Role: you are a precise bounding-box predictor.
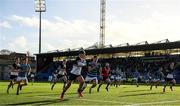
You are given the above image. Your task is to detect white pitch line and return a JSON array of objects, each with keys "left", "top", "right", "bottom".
[
  {"left": 35, "top": 96, "right": 180, "bottom": 106},
  {"left": 76, "top": 98, "right": 131, "bottom": 105},
  {"left": 126, "top": 100, "right": 180, "bottom": 106},
  {"left": 36, "top": 96, "right": 132, "bottom": 105}
]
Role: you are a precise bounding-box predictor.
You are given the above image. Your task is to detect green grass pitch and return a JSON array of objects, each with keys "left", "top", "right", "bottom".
[{"left": 0, "top": 82, "right": 180, "bottom": 105}]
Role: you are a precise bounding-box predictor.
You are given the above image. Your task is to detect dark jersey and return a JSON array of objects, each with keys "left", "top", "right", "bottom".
[
  {"left": 12, "top": 63, "right": 21, "bottom": 70},
  {"left": 11, "top": 63, "right": 21, "bottom": 76},
  {"left": 164, "top": 68, "right": 175, "bottom": 79}
]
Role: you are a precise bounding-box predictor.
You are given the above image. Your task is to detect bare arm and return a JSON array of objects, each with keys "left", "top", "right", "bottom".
[{"left": 75, "top": 61, "right": 86, "bottom": 67}]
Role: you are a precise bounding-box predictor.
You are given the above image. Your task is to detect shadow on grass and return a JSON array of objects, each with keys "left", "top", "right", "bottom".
[
  {"left": 8, "top": 99, "right": 69, "bottom": 105},
  {"left": 118, "top": 92, "right": 163, "bottom": 97},
  {"left": 26, "top": 93, "right": 58, "bottom": 97},
  {"left": 123, "top": 89, "right": 150, "bottom": 93},
  {"left": 31, "top": 92, "right": 87, "bottom": 97},
  {"left": 5, "top": 91, "right": 50, "bottom": 95}
]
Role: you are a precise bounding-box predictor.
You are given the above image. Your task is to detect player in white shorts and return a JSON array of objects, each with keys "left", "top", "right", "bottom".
[
  {"left": 82, "top": 56, "right": 101, "bottom": 93},
  {"left": 16, "top": 53, "right": 31, "bottom": 95},
  {"left": 51, "top": 60, "right": 67, "bottom": 90},
  {"left": 163, "top": 62, "right": 176, "bottom": 93},
  {"left": 7, "top": 57, "right": 20, "bottom": 93}
]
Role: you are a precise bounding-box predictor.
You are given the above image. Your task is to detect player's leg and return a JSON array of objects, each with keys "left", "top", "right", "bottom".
[
  {"left": 60, "top": 73, "right": 76, "bottom": 100},
  {"left": 16, "top": 80, "right": 21, "bottom": 95},
  {"left": 150, "top": 80, "right": 154, "bottom": 90},
  {"left": 81, "top": 82, "right": 88, "bottom": 92},
  {"left": 7, "top": 79, "right": 13, "bottom": 93},
  {"left": 51, "top": 82, "right": 56, "bottom": 90},
  {"left": 116, "top": 77, "right": 121, "bottom": 87},
  {"left": 52, "top": 75, "right": 59, "bottom": 90},
  {"left": 131, "top": 78, "right": 135, "bottom": 85},
  {"left": 105, "top": 78, "right": 111, "bottom": 92},
  {"left": 155, "top": 80, "right": 160, "bottom": 88},
  {"left": 163, "top": 80, "right": 168, "bottom": 93},
  {"left": 97, "top": 80, "right": 103, "bottom": 92},
  {"left": 60, "top": 80, "right": 72, "bottom": 100},
  {"left": 89, "top": 78, "right": 97, "bottom": 94},
  {"left": 11, "top": 78, "right": 16, "bottom": 89},
  {"left": 136, "top": 78, "right": 139, "bottom": 87},
  {"left": 76, "top": 75, "right": 85, "bottom": 97},
  {"left": 116, "top": 79, "right": 121, "bottom": 87},
  {"left": 50, "top": 77, "right": 54, "bottom": 85},
  {"left": 81, "top": 76, "right": 90, "bottom": 92},
  {"left": 51, "top": 77, "right": 57, "bottom": 90},
  {"left": 7, "top": 75, "right": 17, "bottom": 92},
  {"left": 62, "top": 76, "right": 67, "bottom": 90},
  {"left": 19, "top": 78, "right": 28, "bottom": 90},
  {"left": 114, "top": 79, "right": 118, "bottom": 87},
  {"left": 170, "top": 79, "right": 176, "bottom": 91},
  {"left": 31, "top": 77, "right": 35, "bottom": 85}
]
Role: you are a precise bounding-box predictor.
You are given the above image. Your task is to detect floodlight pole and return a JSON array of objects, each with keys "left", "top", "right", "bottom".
[
  {"left": 39, "top": 11, "right": 41, "bottom": 53},
  {"left": 35, "top": 0, "right": 46, "bottom": 54}
]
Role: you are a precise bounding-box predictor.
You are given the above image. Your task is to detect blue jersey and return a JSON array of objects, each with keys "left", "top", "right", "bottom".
[
  {"left": 154, "top": 70, "right": 164, "bottom": 80},
  {"left": 133, "top": 71, "right": 140, "bottom": 78},
  {"left": 18, "top": 64, "right": 30, "bottom": 77}
]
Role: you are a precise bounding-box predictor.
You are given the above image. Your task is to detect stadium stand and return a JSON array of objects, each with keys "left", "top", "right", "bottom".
[
  {"left": 35, "top": 40, "right": 180, "bottom": 83},
  {"left": 0, "top": 50, "right": 36, "bottom": 80}
]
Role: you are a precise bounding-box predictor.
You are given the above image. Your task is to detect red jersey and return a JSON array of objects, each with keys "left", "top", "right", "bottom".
[{"left": 101, "top": 67, "right": 110, "bottom": 77}]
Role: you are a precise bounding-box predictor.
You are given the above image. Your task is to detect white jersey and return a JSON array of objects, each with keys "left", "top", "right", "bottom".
[
  {"left": 70, "top": 57, "right": 86, "bottom": 75},
  {"left": 57, "top": 62, "right": 66, "bottom": 75}
]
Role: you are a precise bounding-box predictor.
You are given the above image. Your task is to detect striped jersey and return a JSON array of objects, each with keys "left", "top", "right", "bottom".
[{"left": 87, "top": 62, "right": 101, "bottom": 77}]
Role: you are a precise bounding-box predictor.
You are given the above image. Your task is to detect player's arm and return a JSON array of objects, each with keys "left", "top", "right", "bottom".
[
  {"left": 64, "top": 71, "right": 67, "bottom": 75},
  {"left": 88, "top": 66, "right": 95, "bottom": 72},
  {"left": 53, "top": 72, "right": 56, "bottom": 77},
  {"left": 88, "top": 66, "right": 92, "bottom": 72},
  {"left": 73, "top": 61, "right": 86, "bottom": 67},
  {"left": 26, "top": 51, "right": 30, "bottom": 64},
  {"left": 77, "top": 60, "right": 86, "bottom": 67},
  {"left": 88, "top": 64, "right": 98, "bottom": 72},
  {"left": 62, "top": 68, "right": 67, "bottom": 75},
  {"left": 160, "top": 71, "right": 165, "bottom": 78},
  {"left": 26, "top": 51, "right": 31, "bottom": 75},
  {"left": 99, "top": 67, "right": 103, "bottom": 78},
  {"left": 73, "top": 57, "right": 86, "bottom": 67},
  {"left": 28, "top": 64, "right": 32, "bottom": 75},
  {"left": 12, "top": 64, "right": 16, "bottom": 72},
  {"left": 108, "top": 69, "right": 112, "bottom": 76}
]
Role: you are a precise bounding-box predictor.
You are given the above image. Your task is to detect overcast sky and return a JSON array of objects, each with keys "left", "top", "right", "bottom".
[{"left": 1, "top": 0, "right": 180, "bottom": 54}]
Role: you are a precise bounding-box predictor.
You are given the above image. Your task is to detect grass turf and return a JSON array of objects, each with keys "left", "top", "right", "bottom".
[{"left": 0, "top": 82, "right": 180, "bottom": 105}]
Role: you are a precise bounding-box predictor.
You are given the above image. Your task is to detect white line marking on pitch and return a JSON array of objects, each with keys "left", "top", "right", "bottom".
[
  {"left": 35, "top": 96, "right": 180, "bottom": 105},
  {"left": 76, "top": 98, "right": 131, "bottom": 105},
  {"left": 125, "top": 100, "right": 180, "bottom": 106},
  {"left": 35, "top": 96, "right": 131, "bottom": 104}
]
